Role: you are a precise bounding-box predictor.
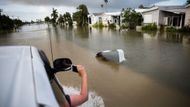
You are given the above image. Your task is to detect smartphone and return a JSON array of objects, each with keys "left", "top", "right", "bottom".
[{"left": 72, "top": 65, "right": 78, "bottom": 73}]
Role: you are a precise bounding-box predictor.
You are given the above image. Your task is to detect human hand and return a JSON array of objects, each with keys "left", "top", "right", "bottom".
[{"left": 76, "top": 65, "right": 87, "bottom": 77}]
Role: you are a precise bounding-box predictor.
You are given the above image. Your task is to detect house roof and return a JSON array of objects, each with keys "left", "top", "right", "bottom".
[
  {"left": 159, "top": 6, "right": 185, "bottom": 14},
  {"left": 135, "top": 9, "right": 149, "bottom": 13},
  {"left": 161, "top": 9, "right": 186, "bottom": 14},
  {"left": 137, "top": 6, "right": 186, "bottom": 14},
  {"left": 158, "top": 6, "right": 186, "bottom": 10},
  {"left": 89, "top": 12, "right": 121, "bottom": 17},
  {"left": 92, "top": 13, "right": 104, "bottom": 16},
  {"left": 104, "top": 12, "right": 121, "bottom": 16},
  {"left": 140, "top": 7, "right": 159, "bottom": 13}
]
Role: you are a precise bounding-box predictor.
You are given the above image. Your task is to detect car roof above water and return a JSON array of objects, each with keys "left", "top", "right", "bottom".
[{"left": 0, "top": 46, "right": 59, "bottom": 107}]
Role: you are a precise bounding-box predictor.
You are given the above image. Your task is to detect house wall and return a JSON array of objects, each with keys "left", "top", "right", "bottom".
[
  {"left": 141, "top": 6, "right": 185, "bottom": 27},
  {"left": 101, "top": 15, "right": 112, "bottom": 25},
  {"left": 88, "top": 14, "right": 120, "bottom": 26},
  {"left": 159, "top": 10, "right": 165, "bottom": 25},
  {"left": 185, "top": 6, "right": 190, "bottom": 26},
  {"left": 89, "top": 15, "right": 99, "bottom": 25},
  {"left": 159, "top": 11, "right": 177, "bottom": 25},
  {"left": 160, "top": 11, "right": 185, "bottom": 27},
  {"left": 142, "top": 9, "right": 159, "bottom": 25}
]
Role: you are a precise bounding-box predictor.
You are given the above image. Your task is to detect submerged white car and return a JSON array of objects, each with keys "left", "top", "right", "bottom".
[{"left": 0, "top": 46, "right": 72, "bottom": 107}]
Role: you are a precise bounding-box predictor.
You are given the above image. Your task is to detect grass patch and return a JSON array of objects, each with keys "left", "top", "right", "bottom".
[
  {"left": 142, "top": 23, "right": 157, "bottom": 31},
  {"left": 178, "top": 26, "right": 190, "bottom": 32},
  {"left": 166, "top": 26, "right": 190, "bottom": 33},
  {"left": 166, "top": 26, "right": 177, "bottom": 32},
  {"left": 108, "top": 23, "right": 116, "bottom": 29},
  {"left": 92, "top": 22, "right": 105, "bottom": 28},
  {"left": 120, "top": 24, "right": 128, "bottom": 29}
]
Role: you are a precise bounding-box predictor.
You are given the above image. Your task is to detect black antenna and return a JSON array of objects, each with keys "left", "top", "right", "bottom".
[{"left": 48, "top": 27, "right": 54, "bottom": 64}]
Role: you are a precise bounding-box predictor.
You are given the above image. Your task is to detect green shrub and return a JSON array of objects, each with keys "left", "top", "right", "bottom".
[
  {"left": 92, "top": 22, "right": 104, "bottom": 28},
  {"left": 120, "top": 24, "right": 128, "bottom": 29},
  {"left": 165, "top": 26, "right": 190, "bottom": 32},
  {"left": 142, "top": 23, "right": 157, "bottom": 31},
  {"left": 166, "top": 26, "right": 177, "bottom": 32},
  {"left": 178, "top": 26, "right": 190, "bottom": 32},
  {"left": 108, "top": 23, "right": 116, "bottom": 29},
  {"left": 99, "top": 22, "right": 104, "bottom": 28},
  {"left": 92, "top": 22, "right": 98, "bottom": 27}
]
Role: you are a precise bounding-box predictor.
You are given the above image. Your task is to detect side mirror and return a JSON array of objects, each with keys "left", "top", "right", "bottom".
[{"left": 53, "top": 58, "right": 78, "bottom": 73}]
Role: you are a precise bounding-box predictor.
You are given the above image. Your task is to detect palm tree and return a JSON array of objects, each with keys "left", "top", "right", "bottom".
[
  {"left": 63, "top": 12, "right": 73, "bottom": 26},
  {"left": 187, "top": 0, "right": 190, "bottom": 4},
  {"left": 51, "top": 8, "right": 58, "bottom": 25},
  {"left": 104, "top": 0, "right": 108, "bottom": 12},
  {"left": 101, "top": 4, "right": 104, "bottom": 8},
  {"left": 121, "top": 8, "right": 125, "bottom": 16},
  {"left": 44, "top": 16, "right": 50, "bottom": 24},
  {"left": 138, "top": 4, "right": 144, "bottom": 9},
  {"left": 0, "top": 9, "right": 3, "bottom": 16},
  {"left": 100, "top": 4, "right": 104, "bottom": 12},
  {"left": 76, "top": 4, "right": 89, "bottom": 26},
  {"left": 104, "top": 0, "right": 108, "bottom": 4},
  {"left": 58, "top": 15, "right": 65, "bottom": 26}
]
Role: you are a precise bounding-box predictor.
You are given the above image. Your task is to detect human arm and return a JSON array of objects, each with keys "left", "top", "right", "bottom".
[{"left": 69, "top": 65, "right": 88, "bottom": 107}]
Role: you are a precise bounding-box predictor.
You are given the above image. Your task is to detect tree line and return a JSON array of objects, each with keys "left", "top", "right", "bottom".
[
  {"left": 44, "top": 4, "right": 89, "bottom": 27},
  {"left": 187, "top": 0, "right": 190, "bottom": 4},
  {"left": 44, "top": 4, "right": 144, "bottom": 30},
  {"left": 0, "top": 9, "right": 23, "bottom": 31}
]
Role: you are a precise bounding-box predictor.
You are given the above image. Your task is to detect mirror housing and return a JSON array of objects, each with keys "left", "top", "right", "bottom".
[
  {"left": 53, "top": 58, "right": 78, "bottom": 73},
  {"left": 53, "top": 58, "right": 72, "bottom": 72}
]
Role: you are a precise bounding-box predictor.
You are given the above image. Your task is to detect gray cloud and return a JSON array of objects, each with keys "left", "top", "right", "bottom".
[
  {"left": 1, "top": 0, "right": 165, "bottom": 9},
  {"left": 0, "top": 0, "right": 181, "bottom": 21}
]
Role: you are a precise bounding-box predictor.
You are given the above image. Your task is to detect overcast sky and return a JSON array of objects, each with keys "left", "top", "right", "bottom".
[{"left": 0, "top": 0, "right": 187, "bottom": 21}]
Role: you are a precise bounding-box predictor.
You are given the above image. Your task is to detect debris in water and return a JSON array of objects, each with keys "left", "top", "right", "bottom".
[{"left": 96, "top": 49, "right": 126, "bottom": 63}]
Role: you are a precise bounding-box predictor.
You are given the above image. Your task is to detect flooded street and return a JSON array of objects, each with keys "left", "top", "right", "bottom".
[{"left": 0, "top": 24, "right": 190, "bottom": 107}]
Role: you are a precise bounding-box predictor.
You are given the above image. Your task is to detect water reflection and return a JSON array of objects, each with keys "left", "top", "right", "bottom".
[
  {"left": 163, "top": 32, "right": 183, "bottom": 43},
  {"left": 141, "top": 31, "right": 190, "bottom": 45},
  {"left": 74, "top": 27, "right": 89, "bottom": 39},
  {"left": 183, "top": 36, "right": 190, "bottom": 45}
]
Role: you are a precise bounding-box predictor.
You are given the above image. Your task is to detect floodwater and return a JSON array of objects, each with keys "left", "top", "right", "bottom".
[{"left": 0, "top": 24, "right": 190, "bottom": 107}]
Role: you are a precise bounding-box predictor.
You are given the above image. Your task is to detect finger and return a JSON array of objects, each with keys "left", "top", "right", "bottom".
[{"left": 77, "top": 65, "right": 84, "bottom": 71}]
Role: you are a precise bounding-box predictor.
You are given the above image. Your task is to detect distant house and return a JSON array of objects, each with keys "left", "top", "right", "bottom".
[
  {"left": 136, "top": 6, "right": 186, "bottom": 28},
  {"left": 185, "top": 4, "right": 190, "bottom": 26},
  {"left": 88, "top": 12, "right": 121, "bottom": 26}
]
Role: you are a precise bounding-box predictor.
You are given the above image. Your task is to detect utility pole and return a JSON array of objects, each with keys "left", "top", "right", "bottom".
[
  {"left": 104, "top": 0, "right": 108, "bottom": 12},
  {"left": 0, "top": 9, "right": 3, "bottom": 16}
]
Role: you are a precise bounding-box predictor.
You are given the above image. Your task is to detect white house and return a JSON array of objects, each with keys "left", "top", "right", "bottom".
[
  {"left": 135, "top": 6, "right": 186, "bottom": 28},
  {"left": 88, "top": 12, "right": 121, "bottom": 26}
]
